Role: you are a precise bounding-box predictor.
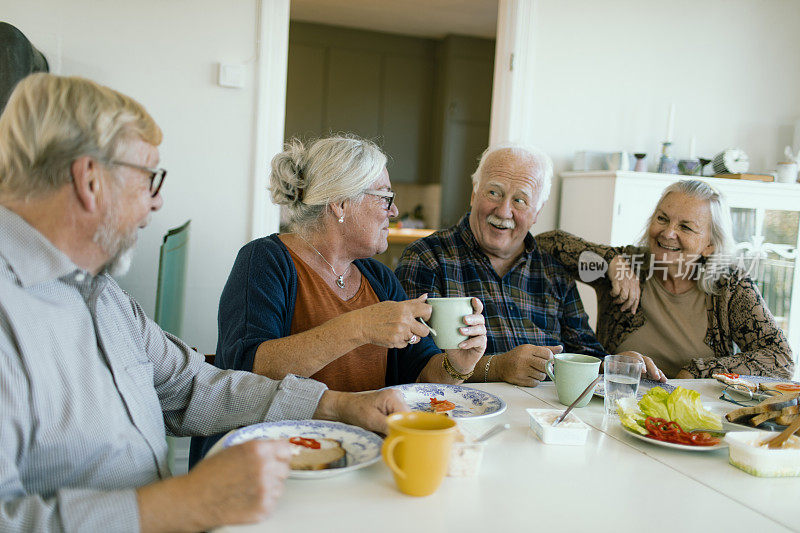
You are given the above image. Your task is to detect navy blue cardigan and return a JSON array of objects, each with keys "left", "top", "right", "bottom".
[{"left": 190, "top": 234, "right": 438, "bottom": 466}]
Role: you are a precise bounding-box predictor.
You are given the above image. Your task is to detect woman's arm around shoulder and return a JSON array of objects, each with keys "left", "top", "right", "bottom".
[{"left": 535, "top": 230, "right": 645, "bottom": 313}]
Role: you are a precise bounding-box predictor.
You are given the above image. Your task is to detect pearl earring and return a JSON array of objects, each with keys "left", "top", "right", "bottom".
[{"left": 338, "top": 215, "right": 345, "bottom": 223}]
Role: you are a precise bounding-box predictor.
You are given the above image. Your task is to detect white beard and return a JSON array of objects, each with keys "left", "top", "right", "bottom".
[{"left": 93, "top": 208, "right": 139, "bottom": 277}]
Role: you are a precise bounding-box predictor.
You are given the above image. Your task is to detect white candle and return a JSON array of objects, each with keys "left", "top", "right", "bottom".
[
  {"left": 689, "top": 135, "right": 696, "bottom": 160},
  {"left": 666, "top": 103, "right": 675, "bottom": 142}
]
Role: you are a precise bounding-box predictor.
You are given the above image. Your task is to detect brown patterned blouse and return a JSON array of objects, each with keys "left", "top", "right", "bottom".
[{"left": 535, "top": 230, "right": 794, "bottom": 379}]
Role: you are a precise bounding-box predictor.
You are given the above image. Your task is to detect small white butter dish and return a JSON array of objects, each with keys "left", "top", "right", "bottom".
[
  {"left": 448, "top": 439, "right": 487, "bottom": 477},
  {"left": 725, "top": 431, "right": 800, "bottom": 477},
  {"left": 527, "top": 408, "right": 590, "bottom": 445}
]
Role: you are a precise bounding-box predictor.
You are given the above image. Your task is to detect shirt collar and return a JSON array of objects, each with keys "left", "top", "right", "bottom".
[
  {"left": 458, "top": 212, "right": 538, "bottom": 257},
  {"left": 0, "top": 205, "right": 87, "bottom": 287}
]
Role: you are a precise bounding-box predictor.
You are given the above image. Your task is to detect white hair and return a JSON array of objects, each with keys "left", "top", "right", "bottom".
[
  {"left": 269, "top": 135, "right": 387, "bottom": 232},
  {"left": 470, "top": 143, "right": 553, "bottom": 211},
  {"left": 640, "top": 179, "right": 735, "bottom": 294},
  {"left": 0, "top": 73, "right": 162, "bottom": 201}
]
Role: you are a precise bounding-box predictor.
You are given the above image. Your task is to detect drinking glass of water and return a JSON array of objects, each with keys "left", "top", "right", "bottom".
[{"left": 603, "top": 355, "right": 643, "bottom": 416}]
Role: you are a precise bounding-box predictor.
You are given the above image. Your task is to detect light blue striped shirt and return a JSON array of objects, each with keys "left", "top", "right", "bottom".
[{"left": 0, "top": 206, "right": 327, "bottom": 532}]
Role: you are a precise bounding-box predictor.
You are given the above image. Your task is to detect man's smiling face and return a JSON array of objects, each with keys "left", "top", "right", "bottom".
[{"left": 468, "top": 149, "right": 543, "bottom": 263}]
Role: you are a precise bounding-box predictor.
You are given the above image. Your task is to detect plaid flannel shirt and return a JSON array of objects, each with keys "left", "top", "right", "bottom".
[{"left": 395, "top": 214, "right": 606, "bottom": 358}]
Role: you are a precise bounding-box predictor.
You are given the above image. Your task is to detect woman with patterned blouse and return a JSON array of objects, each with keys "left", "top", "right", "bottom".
[{"left": 537, "top": 179, "right": 794, "bottom": 379}]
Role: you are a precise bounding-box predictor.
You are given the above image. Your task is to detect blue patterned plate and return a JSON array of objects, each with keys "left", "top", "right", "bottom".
[
  {"left": 594, "top": 379, "right": 676, "bottom": 400},
  {"left": 221, "top": 420, "right": 382, "bottom": 479},
  {"left": 386, "top": 383, "right": 507, "bottom": 419}
]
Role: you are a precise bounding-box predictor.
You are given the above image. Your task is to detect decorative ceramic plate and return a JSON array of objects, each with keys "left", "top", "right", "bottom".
[
  {"left": 221, "top": 420, "right": 382, "bottom": 479},
  {"left": 594, "top": 379, "right": 676, "bottom": 399},
  {"left": 620, "top": 424, "right": 727, "bottom": 451},
  {"left": 386, "top": 383, "right": 507, "bottom": 419}
]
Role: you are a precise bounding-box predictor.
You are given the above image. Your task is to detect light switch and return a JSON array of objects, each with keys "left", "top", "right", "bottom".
[{"left": 218, "top": 63, "right": 245, "bottom": 89}]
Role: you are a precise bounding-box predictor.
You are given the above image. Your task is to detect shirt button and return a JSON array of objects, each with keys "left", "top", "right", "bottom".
[{"left": 75, "top": 273, "right": 86, "bottom": 283}]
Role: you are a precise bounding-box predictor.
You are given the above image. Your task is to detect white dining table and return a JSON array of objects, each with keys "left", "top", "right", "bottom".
[{"left": 214, "top": 379, "right": 799, "bottom": 533}]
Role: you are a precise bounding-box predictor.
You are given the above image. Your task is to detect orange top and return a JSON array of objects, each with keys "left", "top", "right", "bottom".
[{"left": 288, "top": 249, "right": 388, "bottom": 392}]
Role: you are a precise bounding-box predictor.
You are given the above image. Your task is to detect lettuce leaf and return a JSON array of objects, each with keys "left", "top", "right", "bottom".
[
  {"left": 638, "top": 387, "right": 670, "bottom": 420},
  {"left": 666, "top": 387, "right": 722, "bottom": 431},
  {"left": 616, "top": 386, "right": 722, "bottom": 434},
  {"left": 616, "top": 396, "right": 648, "bottom": 435}
]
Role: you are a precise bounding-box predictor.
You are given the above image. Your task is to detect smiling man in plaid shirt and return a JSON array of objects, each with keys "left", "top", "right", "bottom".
[{"left": 396, "top": 145, "right": 661, "bottom": 387}]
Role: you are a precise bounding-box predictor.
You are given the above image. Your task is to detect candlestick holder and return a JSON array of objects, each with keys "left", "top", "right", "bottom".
[
  {"left": 657, "top": 142, "right": 678, "bottom": 174},
  {"left": 698, "top": 158, "right": 711, "bottom": 176}
]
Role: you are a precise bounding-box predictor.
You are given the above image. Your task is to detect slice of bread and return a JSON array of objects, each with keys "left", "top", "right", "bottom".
[
  {"left": 750, "top": 411, "right": 780, "bottom": 427},
  {"left": 725, "top": 394, "right": 800, "bottom": 422},
  {"left": 775, "top": 406, "right": 799, "bottom": 426},
  {"left": 713, "top": 373, "right": 758, "bottom": 392},
  {"left": 758, "top": 382, "right": 800, "bottom": 394},
  {"left": 287, "top": 438, "right": 346, "bottom": 471}
]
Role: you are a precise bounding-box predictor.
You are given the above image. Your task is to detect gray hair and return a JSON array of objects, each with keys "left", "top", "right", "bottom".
[
  {"left": 0, "top": 73, "right": 162, "bottom": 201},
  {"left": 269, "top": 136, "right": 387, "bottom": 232},
  {"left": 470, "top": 143, "right": 553, "bottom": 211},
  {"left": 641, "top": 179, "right": 735, "bottom": 294}
]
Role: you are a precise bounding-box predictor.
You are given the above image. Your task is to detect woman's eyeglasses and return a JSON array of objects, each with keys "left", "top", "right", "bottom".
[{"left": 364, "top": 189, "right": 395, "bottom": 210}]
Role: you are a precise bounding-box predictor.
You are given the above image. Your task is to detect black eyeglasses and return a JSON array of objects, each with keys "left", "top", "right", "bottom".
[
  {"left": 108, "top": 160, "right": 167, "bottom": 197},
  {"left": 364, "top": 189, "right": 395, "bottom": 210}
]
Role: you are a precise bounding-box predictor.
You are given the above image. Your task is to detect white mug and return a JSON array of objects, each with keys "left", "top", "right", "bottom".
[
  {"left": 776, "top": 162, "right": 798, "bottom": 183},
  {"left": 606, "top": 151, "right": 630, "bottom": 171}
]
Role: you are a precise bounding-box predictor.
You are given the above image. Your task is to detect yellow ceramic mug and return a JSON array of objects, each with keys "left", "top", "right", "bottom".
[{"left": 381, "top": 411, "right": 457, "bottom": 497}]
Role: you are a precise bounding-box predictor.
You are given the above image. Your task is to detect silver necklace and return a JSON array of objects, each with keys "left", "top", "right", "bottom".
[{"left": 296, "top": 234, "right": 351, "bottom": 288}]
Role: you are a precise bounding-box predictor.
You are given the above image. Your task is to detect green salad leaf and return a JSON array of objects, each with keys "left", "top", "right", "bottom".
[
  {"left": 616, "top": 396, "right": 648, "bottom": 435},
  {"left": 615, "top": 386, "right": 722, "bottom": 433},
  {"left": 666, "top": 387, "right": 722, "bottom": 431},
  {"left": 638, "top": 387, "right": 670, "bottom": 420}
]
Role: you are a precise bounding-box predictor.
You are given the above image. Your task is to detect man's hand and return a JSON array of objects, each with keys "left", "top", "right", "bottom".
[
  {"left": 444, "top": 297, "right": 487, "bottom": 376},
  {"left": 615, "top": 351, "right": 667, "bottom": 382},
  {"left": 138, "top": 439, "right": 292, "bottom": 532},
  {"left": 496, "top": 344, "right": 564, "bottom": 387},
  {"left": 313, "top": 388, "right": 408, "bottom": 434},
  {"left": 608, "top": 256, "right": 640, "bottom": 314}
]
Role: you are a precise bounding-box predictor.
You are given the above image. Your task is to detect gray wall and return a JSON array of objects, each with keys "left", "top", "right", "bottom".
[{"left": 285, "top": 22, "right": 494, "bottom": 226}]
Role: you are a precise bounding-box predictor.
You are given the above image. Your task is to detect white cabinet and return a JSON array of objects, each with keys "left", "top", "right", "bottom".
[{"left": 559, "top": 171, "right": 800, "bottom": 375}]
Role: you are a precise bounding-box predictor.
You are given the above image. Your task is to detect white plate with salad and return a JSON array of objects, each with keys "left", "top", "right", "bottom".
[{"left": 617, "top": 386, "right": 727, "bottom": 451}]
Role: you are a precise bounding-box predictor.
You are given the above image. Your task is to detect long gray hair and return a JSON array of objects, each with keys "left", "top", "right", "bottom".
[{"left": 641, "top": 179, "right": 735, "bottom": 294}]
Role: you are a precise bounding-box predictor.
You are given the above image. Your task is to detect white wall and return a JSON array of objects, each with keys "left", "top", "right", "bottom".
[
  {"left": 521, "top": 0, "right": 800, "bottom": 232},
  {"left": 2, "top": 0, "right": 280, "bottom": 352}
]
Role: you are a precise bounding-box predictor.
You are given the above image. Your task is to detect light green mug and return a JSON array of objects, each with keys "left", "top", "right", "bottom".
[
  {"left": 427, "top": 297, "right": 473, "bottom": 350},
  {"left": 545, "top": 353, "right": 601, "bottom": 407}
]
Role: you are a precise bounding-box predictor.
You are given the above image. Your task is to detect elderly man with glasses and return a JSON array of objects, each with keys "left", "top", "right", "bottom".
[{"left": 0, "top": 74, "right": 411, "bottom": 533}]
